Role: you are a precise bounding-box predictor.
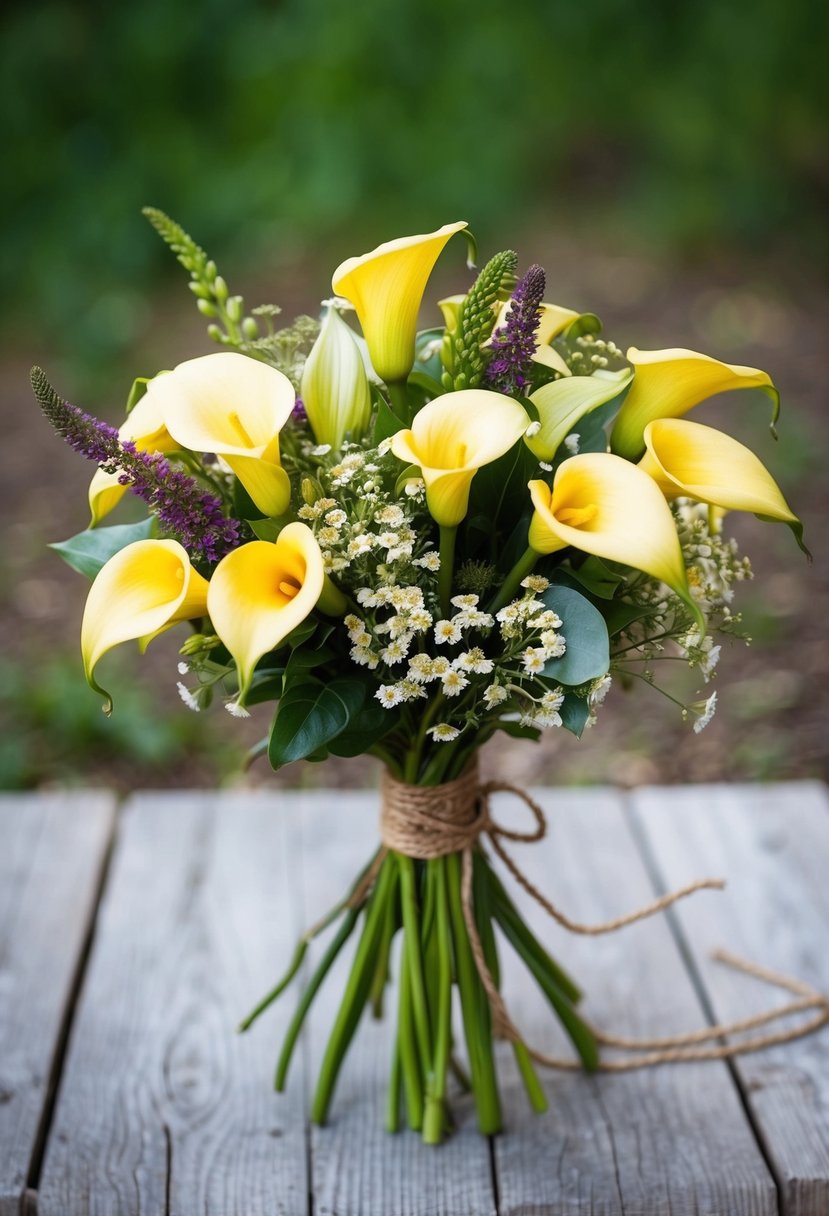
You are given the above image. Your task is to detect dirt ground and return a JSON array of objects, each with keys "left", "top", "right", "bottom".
[{"left": 3, "top": 229, "right": 827, "bottom": 791}]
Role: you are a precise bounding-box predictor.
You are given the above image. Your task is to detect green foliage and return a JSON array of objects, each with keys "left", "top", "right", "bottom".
[
  {"left": 540, "top": 585, "right": 610, "bottom": 686},
  {"left": 267, "top": 677, "right": 369, "bottom": 770},
  {"left": 50, "top": 518, "right": 156, "bottom": 579}
]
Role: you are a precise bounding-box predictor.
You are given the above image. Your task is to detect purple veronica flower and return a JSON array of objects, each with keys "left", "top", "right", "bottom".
[
  {"left": 31, "top": 368, "right": 240, "bottom": 564},
  {"left": 485, "top": 264, "right": 546, "bottom": 395}
]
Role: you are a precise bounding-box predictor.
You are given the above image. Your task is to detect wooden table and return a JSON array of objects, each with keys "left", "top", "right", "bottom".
[{"left": 2, "top": 782, "right": 828, "bottom": 1215}]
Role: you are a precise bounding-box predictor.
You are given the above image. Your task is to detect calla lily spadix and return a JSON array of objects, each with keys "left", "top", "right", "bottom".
[
  {"left": 526, "top": 368, "right": 633, "bottom": 462},
  {"left": 151, "top": 352, "right": 296, "bottom": 517},
  {"left": 610, "top": 347, "right": 780, "bottom": 461},
  {"left": 207, "top": 522, "right": 346, "bottom": 704},
  {"left": 638, "top": 418, "right": 807, "bottom": 553},
  {"left": 332, "top": 222, "right": 467, "bottom": 384},
  {"left": 88, "top": 382, "right": 177, "bottom": 524},
  {"left": 527, "top": 454, "right": 704, "bottom": 630},
  {"left": 390, "top": 389, "right": 530, "bottom": 527},
  {"left": 81, "top": 539, "right": 209, "bottom": 712},
  {"left": 301, "top": 304, "right": 372, "bottom": 450}
]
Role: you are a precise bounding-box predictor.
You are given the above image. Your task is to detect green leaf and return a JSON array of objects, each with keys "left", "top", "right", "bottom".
[
  {"left": 328, "top": 694, "right": 395, "bottom": 757},
  {"left": 413, "top": 327, "right": 445, "bottom": 383},
  {"left": 50, "top": 518, "right": 156, "bottom": 579},
  {"left": 373, "top": 388, "right": 405, "bottom": 443},
  {"left": 268, "top": 678, "right": 366, "bottom": 770},
  {"left": 284, "top": 644, "right": 335, "bottom": 680},
  {"left": 601, "top": 599, "right": 651, "bottom": 637},
  {"left": 553, "top": 557, "right": 624, "bottom": 600},
  {"left": 125, "top": 376, "right": 152, "bottom": 415},
  {"left": 541, "top": 585, "right": 610, "bottom": 686},
  {"left": 249, "top": 516, "right": 292, "bottom": 542},
  {"left": 559, "top": 693, "right": 590, "bottom": 738}
]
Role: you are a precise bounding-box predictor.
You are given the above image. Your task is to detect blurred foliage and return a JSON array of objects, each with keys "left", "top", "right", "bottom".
[
  {"left": 2, "top": 0, "right": 827, "bottom": 371},
  {"left": 0, "top": 652, "right": 236, "bottom": 790}
]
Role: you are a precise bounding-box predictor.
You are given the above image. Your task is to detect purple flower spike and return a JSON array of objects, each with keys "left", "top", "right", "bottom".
[
  {"left": 485, "top": 264, "right": 546, "bottom": 395},
  {"left": 31, "top": 368, "right": 240, "bottom": 564}
]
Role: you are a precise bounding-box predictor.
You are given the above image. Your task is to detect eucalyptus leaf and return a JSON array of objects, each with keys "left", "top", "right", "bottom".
[
  {"left": 268, "top": 678, "right": 366, "bottom": 770},
  {"left": 541, "top": 585, "right": 610, "bottom": 686},
  {"left": 50, "top": 517, "right": 156, "bottom": 579},
  {"left": 559, "top": 693, "right": 590, "bottom": 738}
]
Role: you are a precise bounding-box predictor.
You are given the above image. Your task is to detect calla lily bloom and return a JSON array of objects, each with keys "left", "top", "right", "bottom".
[
  {"left": 81, "top": 539, "right": 209, "bottom": 710},
  {"left": 332, "top": 222, "right": 467, "bottom": 383},
  {"left": 526, "top": 369, "right": 633, "bottom": 462},
  {"left": 528, "top": 454, "right": 703, "bottom": 628},
  {"left": 390, "top": 390, "right": 529, "bottom": 527},
  {"left": 610, "top": 347, "right": 780, "bottom": 461},
  {"left": 638, "top": 418, "right": 806, "bottom": 551},
  {"left": 88, "top": 383, "right": 177, "bottom": 524},
  {"left": 301, "top": 305, "right": 372, "bottom": 449},
  {"left": 152, "top": 352, "right": 296, "bottom": 517},
  {"left": 207, "top": 522, "right": 345, "bottom": 702}
]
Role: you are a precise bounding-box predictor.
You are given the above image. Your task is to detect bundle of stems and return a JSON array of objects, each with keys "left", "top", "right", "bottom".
[{"left": 240, "top": 840, "right": 597, "bottom": 1144}]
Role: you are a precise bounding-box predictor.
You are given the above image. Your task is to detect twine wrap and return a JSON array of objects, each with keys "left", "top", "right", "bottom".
[{"left": 378, "top": 761, "right": 829, "bottom": 1071}]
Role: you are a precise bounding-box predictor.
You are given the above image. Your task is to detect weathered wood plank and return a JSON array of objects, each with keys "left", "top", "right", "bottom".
[
  {"left": 297, "top": 790, "right": 497, "bottom": 1216},
  {"left": 0, "top": 791, "right": 115, "bottom": 1216},
  {"left": 490, "top": 786, "right": 777, "bottom": 1215},
  {"left": 631, "top": 782, "right": 829, "bottom": 1216},
  {"left": 37, "top": 791, "right": 309, "bottom": 1216}
]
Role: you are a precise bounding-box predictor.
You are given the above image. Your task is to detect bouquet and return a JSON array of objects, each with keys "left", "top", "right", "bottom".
[{"left": 33, "top": 212, "right": 806, "bottom": 1143}]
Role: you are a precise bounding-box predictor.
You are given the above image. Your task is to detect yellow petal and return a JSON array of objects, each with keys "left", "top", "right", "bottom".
[
  {"left": 639, "top": 418, "right": 806, "bottom": 551},
  {"left": 333, "top": 222, "right": 467, "bottom": 383},
  {"left": 528, "top": 454, "right": 703, "bottom": 629},
  {"left": 390, "top": 389, "right": 529, "bottom": 526},
  {"left": 153, "top": 352, "right": 296, "bottom": 516},
  {"left": 88, "top": 383, "right": 178, "bottom": 524},
  {"left": 81, "top": 539, "right": 209, "bottom": 708},
  {"left": 527, "top": 369, "right": 633, "bottom": 461},
  {"left": 610, "top": 347, "right": 779, "bottom": 460},
  {"left": 300, "top": 305, "right": 372, "bottom": 449},
  {"left": 207, "top": 522, "right": 324, "bottom": 700}
]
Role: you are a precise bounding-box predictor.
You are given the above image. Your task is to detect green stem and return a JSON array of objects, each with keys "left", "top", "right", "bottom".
[
  {"left": 310, "top": 858, "right": 396, "bottom": 1122},
  {"left": 489, "top": 545, "right": 539, "bottom": 614},
  {"left": 274, "top": 907, "right": 361, "bottom": 1090},
  {"left": 446, "top": 853, "right": 502, "bottom": 1134},
  {"left": 398, "top": 855, "right": 433, "bottom": 1085},
  {"left": 386, "top": 379, "right": 411, "bottom": 423},
  {"left": 240, "top": 849, "right": 381, "bottom": 1032},
  {"left": 397, "top": 932, "right": 424, "bottom": 1129},
  {"left": 386, "top": 1035, "right": 403, "bottom": 1133},
  {"left": 512, "top": 1040, "right": 548, "bottom": 1113},
  {"left": 422, "top": 858, "right": 452, "bottom": 1144},
  {"left": 438, "top": 525, "right": 457, "bottom": 618}
]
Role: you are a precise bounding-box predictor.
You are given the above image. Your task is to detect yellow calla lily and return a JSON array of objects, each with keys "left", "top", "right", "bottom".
[
  {"left": 332, "top": 222, "right": 467, "bottom": 383},
  {"left": 390, "top": 390, "right": 530, "bottom": 527},
  {"left": 207, "top": 522, "right": 344, "bottom": 702},
  {"left": 301, "top": 304, "right": 372, "bottom": 450},
  {"left": 152, "top": 352, "right": 296, "bottom": 517},
  {"left": 610, "top": 347, "right": 780, "bottom": 461},
  {"left": 81, "top": 539, "right": 209, "bottom": 711},
  {"left": 638, "top": 418, "right": 806, "bottom": 551},
  {"left": 528, "top": 454, "right": 704, "bottom": 629},
  {"left": 526, "top": 368, "right": 633, "bottom": 461},
  {"left": 88, "top": 383, "right": 177, "bottom": 524}
]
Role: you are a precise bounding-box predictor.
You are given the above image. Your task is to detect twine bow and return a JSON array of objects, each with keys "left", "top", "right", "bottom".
[{"left": 377, "top": 763, "right": 829, "bottom": 1071}]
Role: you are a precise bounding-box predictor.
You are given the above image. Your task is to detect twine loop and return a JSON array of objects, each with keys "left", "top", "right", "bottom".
[{"left": 377, "top": 760, "right": 829, "bottom": 1071}]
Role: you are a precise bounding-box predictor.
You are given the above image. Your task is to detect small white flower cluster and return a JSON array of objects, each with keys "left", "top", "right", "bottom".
[{"left": 673, "top": 500, "right": 753, "bottom": 613}]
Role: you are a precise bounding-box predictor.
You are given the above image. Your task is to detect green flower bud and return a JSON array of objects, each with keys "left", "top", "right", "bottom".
[
  {"left": 213, "top": 275, "right": 229, "bottom": 303},
  {"left": 300, "top": 305, "right": 372, "bottom": 449},
  {"left": 301, "top": 477, "right": 319, "bottom": 505},
  {"left": 242, "top": 316, "right": 260, "bottom": 340},
  {"left": 226, "top": 295, "right": 244, "bottom": 323},
  {"left": 197, "top": 299, "right": 218, "bottom": 318}
]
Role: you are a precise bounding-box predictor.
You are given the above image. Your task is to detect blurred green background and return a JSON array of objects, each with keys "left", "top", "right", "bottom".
[{"left": 2, "top": 0, "right": 827, "bottom": 790}]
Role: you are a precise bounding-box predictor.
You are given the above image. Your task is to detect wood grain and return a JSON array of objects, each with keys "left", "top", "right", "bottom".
[
  {"left": 37, "top": 790, "right": 309, "bottom": 1216},
  {"left": 298, "top": 790, "right": 498, "bottom": 1216},
  {"left": 0, "top": 791, "right": 115, "bottom": 1216},
  {"left": 489, "top": 786, "right": 777, "bottom": 1215},
  {"left": 631, "top": 781, "right": 829, "bottom": 1216}
]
